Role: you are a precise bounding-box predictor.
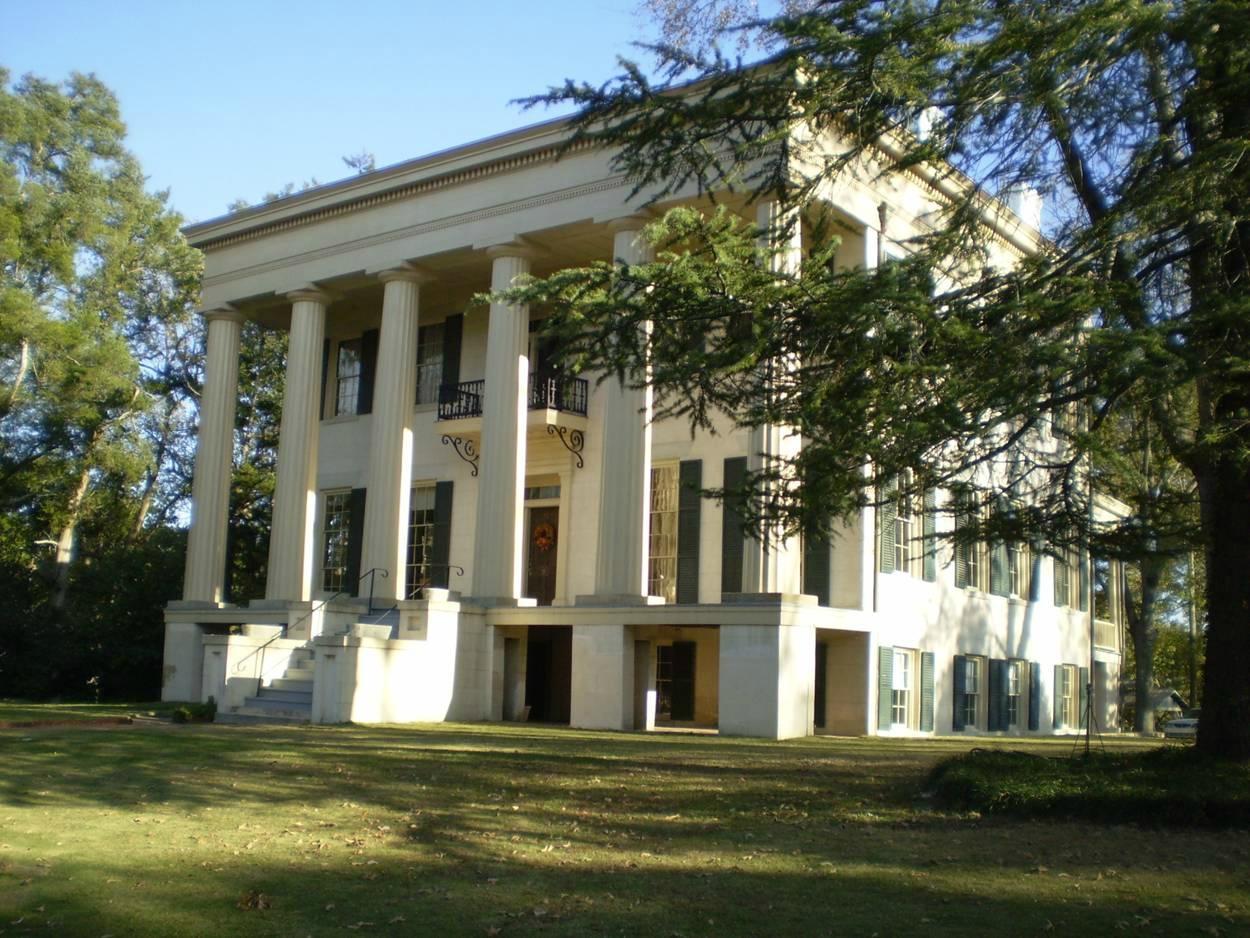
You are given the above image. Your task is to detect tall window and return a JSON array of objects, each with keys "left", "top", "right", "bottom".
[
  {"left": 415, "top": 323, "right": 444, "bottom": 405},
  {"left": 1053, "top": 538, "right": 1081, "bottom": 608},
  {"left": 891, "top": 649, "right": 913, "bottom": 726},
  {"left": 406, "top": 485, "right": 437, "bottom": 597},
  {"left": 1058, "top": 664, "right": 1078, "bottom": 727},
  {"left": 962, "top": 656, "right": 981, "bottom": 728},
  {"left": 1093, "top": 557, "right": 1113, "bottom": 620},
  {"left": 335, "top": 338, "right": 362, "bottom": 416},
  {"left": 955, "top": 491, "right": 987, "bottom": 590},
  {"left": 894, "top": 484, "right": 915, "bottom": 574},
  {"left": 1008, "top": 539, "right": 1030, "bottom": 598},
  {"left": 649, "top": 465, "right": 679, "bottom": 602},
  {"left": 1007, "top": 659, "right": 1024, "bottom": 727},
  {"left": 321, "top": 491, "right": 352, "bottom": 592}
]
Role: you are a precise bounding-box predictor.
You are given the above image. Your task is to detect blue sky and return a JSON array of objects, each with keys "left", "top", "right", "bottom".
[{"left": 3, "top": 0, "right": 654, "bottom": 224}]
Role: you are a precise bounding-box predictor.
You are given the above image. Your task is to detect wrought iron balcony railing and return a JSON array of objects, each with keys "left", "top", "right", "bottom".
[{"left": 437, "top": 375, "right": 588, "bottom": 421}]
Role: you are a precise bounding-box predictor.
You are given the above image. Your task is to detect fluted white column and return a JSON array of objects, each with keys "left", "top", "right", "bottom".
[
  {"left": 360, "top": 267, "right": 426, "bottom": 602},
  {"left": 593, "top": 220, "right": 655, "bottom": 598},
  {"left": 183, "top": 307, "right": 245, "bottom": 603},
  {"left": 471, "top": 248, "right": 533, "bottom": 602},
  {"left": 266, "top": 287, "right": 329, "bottom": 602},
  {"left": 743, "top": 199, "right": 804, "bottom": 595}
]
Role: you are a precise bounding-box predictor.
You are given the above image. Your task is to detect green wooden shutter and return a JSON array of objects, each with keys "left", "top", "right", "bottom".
[
  {"left": 345, "top": 488, "right": 367, "bottom": 597},
  {"left": 441, "top": 314, "right": 463, "bottom": 390},
  {"left": 989, "top": 499, "right": 1009, "bottom": 596},
  {"left": 1078, "top": 666, "right": 1090, "bottom": 729},
  {"left": 922, "top": 488, "right": 937, "bottom": 582},
  {"left": 878, "top": 479, "right": 896, "bottom": 574},
  {"left": 1053, "top": 664, "right": 1064, "bottom": 729},
  {"left": 357, "top": 329, "right": 380, "bottom": 414},
  {"left": 319, "top": 338, "right": 331, "bottom": 420},
  {"left": 802, "top": 528, "right": 831, "bottom": 606},
  {"left": 430, "top": 481, "right": 454, "bottom": 590},
  {"left": 721, "top": 457, "right": 747, "bottom": 595},
  {"left": 1028, "top": 661, "right": 1041, "bottom": 730},
  {"left": 877, "top": 646, "right": 894, "bottom": 731},
  {"left": 987, "top": 658, "right": 1008, "bottom": 731},
  {"left": 1078, "top": 548, "right": 1090, "bottom": 612},
  {"left": 954, "top": 492, "right": 969, "bottom": 588},
  {"left": 952, "top": 654, "right": 967, "bottom": 731},
  {"left": 1029, "top": 541, "right": 1043, "bottom": 602},
  {"left": 1053, "top": 551, "right": 1067, "bottom": 606},
  {"left": 677, "top": 460, "right": 702, "bottom": 604},
  {"left": 920, "top": 651, "right": 935, "bottom": 732}
]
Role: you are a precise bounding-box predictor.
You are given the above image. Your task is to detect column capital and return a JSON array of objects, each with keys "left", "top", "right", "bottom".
[
  {"left": 483, "top": 239, "right": 543, "bottom": 262},
  {"left": 376, "top": 263, "right": 434, "bottom": 286},
  {"left": 285, "top": 285, "right": 333, "bottom": 305},
  {"left": 604, "top": 213, "right": 654, "bottom": 234},
  {"left": 199, "top": 305, "right": 247, "bottom": 326}
]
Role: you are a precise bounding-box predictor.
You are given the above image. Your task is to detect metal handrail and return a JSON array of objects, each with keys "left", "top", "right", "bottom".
[{"left": 250, "top": 567, "right": 389, "bottom": 693}]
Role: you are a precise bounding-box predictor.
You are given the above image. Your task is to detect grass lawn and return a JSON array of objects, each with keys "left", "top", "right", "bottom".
[
  {"left": 0, "top": 700, "right": 177, "bottom": 726},
  {"left": 1, "top": 716, "right": 1246, "bottom": 937}
]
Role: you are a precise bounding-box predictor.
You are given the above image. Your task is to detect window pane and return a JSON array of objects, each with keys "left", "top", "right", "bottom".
[
  {"left": 415, "top": 323, "right": 445, "bottom": 405},
  {"left": 322, "top": 492, "right": 352, "bottom": 592},
  {"left": 648, "top": 465, "right": 679, "bottom": 602},
  {"left": 336, "top": 340, "right": 362, "bottom": 416},
  {"left": 406, "top": 485, "right": 437, "bottom": 597}
]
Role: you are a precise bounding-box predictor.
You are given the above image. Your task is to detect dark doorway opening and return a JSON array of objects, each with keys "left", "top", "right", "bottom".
[
  {"left": 657, "top": 641, "right": 696, "bottom": 722},
  {"left": 525, "top": 626, "right": 571, "bottom": 723},
  {"left": 814, "top": 640, "right": 828, "bottom": 730}
]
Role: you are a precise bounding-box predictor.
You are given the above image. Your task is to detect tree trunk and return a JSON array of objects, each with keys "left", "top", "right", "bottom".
[
  {"left": 52, "top": 463, "right": 93, "bottom": 612},
  {"left": 1196, "top": 444, "right": 1250, "bottom": 759},
  {"left": 1124, "top": 556, "right": 1163, "bottom": 734},
  {"left": 2, "top": 337, "right": 30, "bottom": 420}
]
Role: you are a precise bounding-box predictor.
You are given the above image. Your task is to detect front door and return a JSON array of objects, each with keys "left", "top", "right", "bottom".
[
  {"left": 657, "top": 641, "right": 697, "bottom": 722},
  {"left": 526, "top": 506, "right": 559, "bottom": 605}
]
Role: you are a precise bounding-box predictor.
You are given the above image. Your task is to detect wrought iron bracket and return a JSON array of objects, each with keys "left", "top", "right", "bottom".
[
  {"left": 441, "top": 434, "right": 479, "bottom": 476},
  {"left": 547, "top": 425, "right": 585, "bottom": 469}
]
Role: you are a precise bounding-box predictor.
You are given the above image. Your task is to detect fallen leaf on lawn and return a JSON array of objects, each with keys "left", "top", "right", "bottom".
[{"left": 236, "top": 889, "right": 270, "bottom": 911}]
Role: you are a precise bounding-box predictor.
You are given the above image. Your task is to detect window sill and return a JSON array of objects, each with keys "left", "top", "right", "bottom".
[{"left": 322, "top": 413, "right": 362, "bottom": 425}]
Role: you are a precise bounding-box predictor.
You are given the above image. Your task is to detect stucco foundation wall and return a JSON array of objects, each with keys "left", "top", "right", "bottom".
[
  {"left": 719, "top": 622, "right": 815, "bottom": 739},
  {"left": 161, "top": 621, "right": 204, "bottom": 702},
  {"left": 570, "top": 624, "right": 634, "bottom": 730}
]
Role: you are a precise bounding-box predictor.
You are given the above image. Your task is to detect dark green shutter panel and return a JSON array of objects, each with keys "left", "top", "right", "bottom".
[
  {"left": 430, "top": 481, "right": 454, "bottom": 590},
  {"left": 877, "top": 646, "right": 894, "bottom": 731},
  {"left": 357, "top": 328, "right": 380, "bottom": 414},
  {"left": 345, "top": 487, "right": 367, "bottom": 597},
  {"left": 878, "top": 479, "right": 896, "bottom": 574},
  {"left": 441, "top": 314, "right": 463, "bottom": 390},
  {"left": 920, "top": 651, "right": 935, "bottom": 732},
  {"left": 802, "top": 528, "right": 831, "bottom": 606},
  {"left": 677, "top": 460, "right": 702, "bottom": 604},
  {"left": 954, "top": 494, "right": 969, "bottom": 588},
  {"left": 989, "top": 498, "right": 1008, "bottom": 596},
  {"left": 1028, "top": 661, "right": 1041, "bottom": 730},
  {"left": 952, "top": 655, "right": 968, "bottom": 731},
  {"left": 1078, "top": 666, "right": 1090, "bottom": 729},
  {"left": 319, "top": 338, "right": 331, "bottom": 420},
  {"left": 1078, "top": 548, "right": 1090, "bottom": 612},
  {"left": 1053, "top": 664, "right": 1064, "bottom": 729},
  {"left": 1053, "top": 551, "right": 1067, "bottom": 606},
  {"left": 721, "top": 457, "right": 747, "bottom": 596},
  {"left": 923, "top": 488, "right": 937, "bottom": 582},
  {"left": 988, "top": 658, "right": 1009, "bottom": 731}
]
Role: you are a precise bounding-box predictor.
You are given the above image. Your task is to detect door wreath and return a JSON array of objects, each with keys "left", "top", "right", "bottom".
[{"left": 533, "top": 522, "right": 556, "bottom": 552}]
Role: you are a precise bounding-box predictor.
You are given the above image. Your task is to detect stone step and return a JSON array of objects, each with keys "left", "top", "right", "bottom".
[
  {"left": 255, "top": 688, "right": 312, "bottom": 705},
  {"left": 235, "top": 697, "right": 311, "bottom": 719},
  {"left": 282, "top": 666, "right": 315, "bottom": 681},
  {"left": 269, "top": 677, "right": 313, "bottom": 693}
]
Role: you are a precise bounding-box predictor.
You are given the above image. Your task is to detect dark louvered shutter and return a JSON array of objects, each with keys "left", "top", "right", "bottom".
[
  {"left": 877, "top": 646, "right": 894, "bottom": 731},
  {"left": 989, "top": 499, "right": 1008, "bottom": 596},
  {"left": 357, "top": 329, "right": 380, "bottom": 414},
  {"left": 677, "top": 460, "right": 702, "bottom": 604},
  {"left": 721, "top": 457, "right": 747, "bottom": 595},
  {"left": 345, "top": 488, "right": 367, "bottom": 597},
  {"left": 319, "top": 338, "right": 331, "bottom": 420},
  {"left": 923, "top": 488, "right": 937, "bottom": 582},
  {"left": 1079, "top": 666, "right": 1090, "bottom": 729},
  {"left": 1029, "top": 542, "right": 1043, "bottom": 602},
  {"left": 878, "top": 479, "right": 896, "bottom": 574},
  {"left": 1054, "top": 551, "right": 1068, "bottom": 607},
  {"left": 988, "top": 658, "right": 1009, "bottom": 731},
  {"left": 1078, "top": 548, "right": 1090, "bottom": 612},
  {"left": 431, "top": 481, "right": 454, "bottom": 589},
  {"left": 803, "top": 528, "right": 831, "bottom": 606},
  {"left": 954, "top": 493, "right": 970, "bottom": 588},
  {"left": 441, "top": 314, "right": 463, "bottom": 390},
  {"left": 1028, "top": 661, "right": 1041, "bottom": 730},
  {"left": 920, "top": 651, "right": 935, "bottom": 732},
  {"left": 1053, "top": 664, "right": 1064, "bottom": 729},
  {"left": 952, "top": 654, "right": 968, "bottom": 731}
]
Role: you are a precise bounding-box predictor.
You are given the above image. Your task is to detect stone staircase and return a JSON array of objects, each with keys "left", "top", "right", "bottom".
[{"left": 215, "top": 645, "right": 314, "bottom": 725}]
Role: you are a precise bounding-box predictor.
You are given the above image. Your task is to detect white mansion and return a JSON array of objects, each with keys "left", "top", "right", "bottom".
[{"left": 163, "top": 110, "right": 1123, "bottom": 738}]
